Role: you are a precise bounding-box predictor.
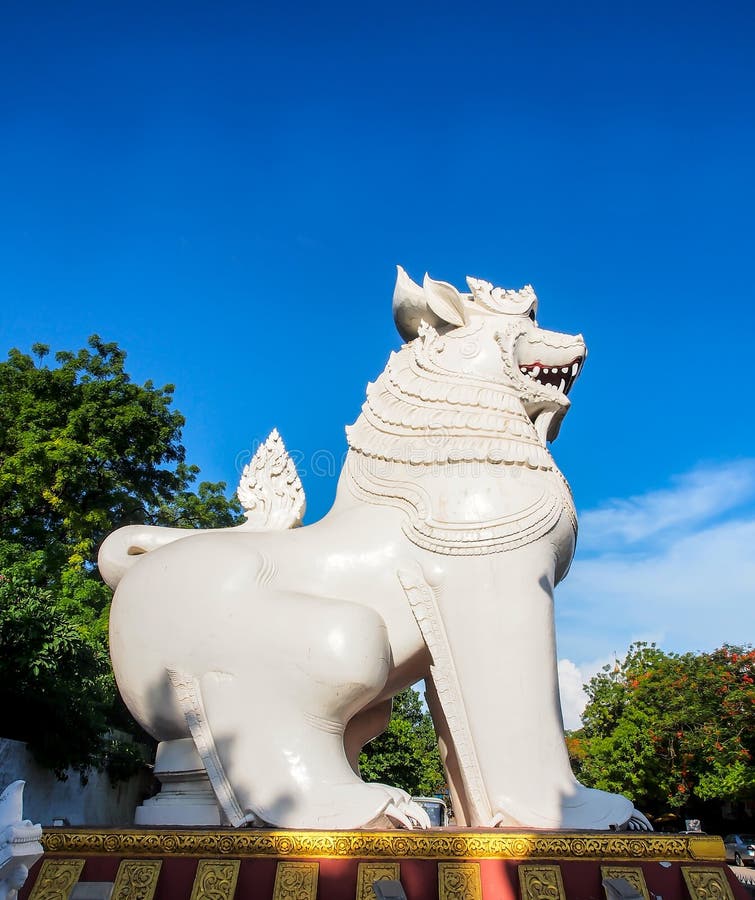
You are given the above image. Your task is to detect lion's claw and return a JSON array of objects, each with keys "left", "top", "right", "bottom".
[
  {"left": 381, "top": 798, "right": 431, "bottom": 829},
  {"left": 405, "top": 800, "right": 432, "bottom": 829},
  {"left": 623, "top": 810, "right": 653, "bottom": 831}
]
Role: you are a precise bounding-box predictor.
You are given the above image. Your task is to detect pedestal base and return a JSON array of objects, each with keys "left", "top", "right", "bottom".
[
  {"left": 133, "top": 738, "right": 225, "bottom": 826},
  {"left": 21, "top": 829, "right": 748, "bottom": 900}
]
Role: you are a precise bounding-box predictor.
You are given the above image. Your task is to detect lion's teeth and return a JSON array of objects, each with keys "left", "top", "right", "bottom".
[
  {"left": 561, "top": 367, "right": 569, "bottom": 374},
  {"left": 558, "top": 378, "right": 566, "bottom": 392},
  {"left": 520, "top": 367, "right": 527, "bottom": 374},
  {"left": 572, "top": 362, "right": 579, "bottom": 376},
  {"left": 543, "top": 367, "right": 549, "bottom": 374},
  {"left": 531, "top": 366, "right": 540, "bottom": 377}
]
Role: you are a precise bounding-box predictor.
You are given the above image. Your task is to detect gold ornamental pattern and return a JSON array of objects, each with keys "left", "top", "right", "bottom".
[
  {"left": 600, "top": 866, "right": 650, "bottom": 900},
  {"left": 438, "top": 862, "right": 483, "bottom": 900},
  {"left": 40, "top": 829, "right": 725, "bottom": 861},
  {"left": 28, "top": 859, "right": 85, "bottom": 900},
  {"left": 681, "top": 867, "right": 736, "bottom": 900},
  {"left": 518, "top": 864, "right": 566, "bottom": 900},
  {"left": 111, "top": 859, "right": 162, "bottom": 900},
  {"left": 355, "top": 862, "right": 400, "bottom": 900},
  {"left": 189, "top": 859, "right": 241, "bottom": 900},
  {"left": 271, "top": 861, "right": 319, "bottom": 900}
]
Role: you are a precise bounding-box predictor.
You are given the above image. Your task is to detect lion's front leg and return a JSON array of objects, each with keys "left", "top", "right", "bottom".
[{"left": 415, "top": 547, "right": 647, "bottom": 830}]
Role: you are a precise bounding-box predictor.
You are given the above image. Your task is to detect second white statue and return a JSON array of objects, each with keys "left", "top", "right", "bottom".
[{"left": 100, "top": 267, "right": 651, "bottom": 832}]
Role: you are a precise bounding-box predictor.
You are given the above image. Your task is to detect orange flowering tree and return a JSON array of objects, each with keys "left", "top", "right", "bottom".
[{"left": 569, "top": 643, "right": 755, "bottom": 820}]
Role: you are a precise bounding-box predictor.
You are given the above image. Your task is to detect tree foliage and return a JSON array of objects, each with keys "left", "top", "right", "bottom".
[
  {"left": 359, "top": 687, "right": 446, "bottom": 797},
  {"left": 0, "top": 571, "right": 112, "bottom": 776},
  {"left": 569, "top": 642, "right": 755, "bottom": 820},
  {"left": 0, "top": 337, "right": 243, "bottom": 775},
  {"left": 0, "top": 337, "right": 242, "bottom": 625}
]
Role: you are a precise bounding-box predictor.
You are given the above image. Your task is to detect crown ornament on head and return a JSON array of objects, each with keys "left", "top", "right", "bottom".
[{"left": 466, "top": 277, "right": 538, "bottom": 317}]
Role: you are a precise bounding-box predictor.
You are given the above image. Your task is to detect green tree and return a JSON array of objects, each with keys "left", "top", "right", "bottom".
[
  {"left": 0, "top": 571, "right": 112, "bottom": 776},
  {"left": 571, "top": 642, "right": 755, "bottom": 820},
  {"left": 359, "top": 687, "right": 446, "bottom": 797},
  {"left": 0, "top": 337, "right": 244, "bottom": 775}
]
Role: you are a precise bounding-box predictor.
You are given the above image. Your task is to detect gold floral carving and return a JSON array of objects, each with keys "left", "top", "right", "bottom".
[
  {"left": 189, "top": 859, "right": 241, "bottom": 900},
  {"left": 355, "top": 862, "right": 400, "bottom": 900},
  {"left": 681, "top": 867, "right": 736, "bottom": 900},
  {"left": 111, "top": 859, "right": 162, "bottom": 900},
  {"left": 272, "top": 861, "right": 319, "bottom": 900},
  {"left": 438, "top": 862, "right": 482, "bottom": 900},
  {"left": 40, "top": 829, "right": 725, "bottom": 862},
  {"left": 600, "top": 866, "right": 650, "bottom": 900},
  {"left": 518, "top": 864, "right": 566, "bottom": 900},
  {"left": 28, "top": 859, "right": 85, "bottom": 900}
]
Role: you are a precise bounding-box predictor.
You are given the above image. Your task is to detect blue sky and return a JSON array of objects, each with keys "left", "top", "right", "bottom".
[{"left": 1, "top": 1, "right": 754, "bottom": 725}]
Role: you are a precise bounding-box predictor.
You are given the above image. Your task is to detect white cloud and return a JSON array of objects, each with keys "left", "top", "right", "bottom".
[
  {"left": 558, "top": 659, "right": 589, "bottom": 730},
  {"left": 556, "top": 459, "right": 755, "bottom": 728},
  {"left": 578, "top": 459, "right": 755, "bottom": 550},
  {"left": 559, "top": 515, "right": 755, "bottom": 661},
  {"left": 558, "top": 655, "right": 616, "bottom": 730}
]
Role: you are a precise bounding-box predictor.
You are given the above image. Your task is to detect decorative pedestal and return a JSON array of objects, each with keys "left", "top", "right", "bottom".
[
  {"left": 134, "top": 739, "right": 225, "bottom": 826},
  {"left": 21, "top": 829, "right": 748, "bottom": 900}
]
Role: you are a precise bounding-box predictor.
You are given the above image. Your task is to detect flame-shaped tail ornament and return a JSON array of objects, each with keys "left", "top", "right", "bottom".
[{"left": 236, "top": 429, "right": 306, "bottom": 531}]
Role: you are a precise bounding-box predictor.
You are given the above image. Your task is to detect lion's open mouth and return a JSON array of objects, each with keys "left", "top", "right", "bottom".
[{"left": 519, "top": 356, "right": 584, "bottom": 395}]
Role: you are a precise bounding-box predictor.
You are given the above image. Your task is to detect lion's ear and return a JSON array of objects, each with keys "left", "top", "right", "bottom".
[
  {"left": 393, "top": 267, "right": 469, "bottom": 341},
  {"left": 423, "top": 273, "right": 468, "bottom": 328},
  {"left": 393, "top": 266, "right": 436, "bottom": 341}
]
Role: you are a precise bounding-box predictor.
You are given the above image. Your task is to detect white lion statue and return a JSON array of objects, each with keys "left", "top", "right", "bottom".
[{"left": 99, "top": 268, "right": 650, "bottom": 832}]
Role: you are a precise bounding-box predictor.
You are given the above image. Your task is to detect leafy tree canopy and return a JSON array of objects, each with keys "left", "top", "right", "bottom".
[
  {"left": 0, "top": 337, "right": 243, "bottom": 775},
  {"left": 359, "top": 687, "right": 446, "bottom": 798},
  {"left": 568, "top": 642, "right": 755, "bottom": 821},
  {"left": 0, "top": 571, "right": 112, "bottom": 777}
]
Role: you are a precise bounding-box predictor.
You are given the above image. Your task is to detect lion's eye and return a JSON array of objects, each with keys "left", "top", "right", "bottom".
[{"left": 528, "top": 309, "right": 536, "bottom": 321}]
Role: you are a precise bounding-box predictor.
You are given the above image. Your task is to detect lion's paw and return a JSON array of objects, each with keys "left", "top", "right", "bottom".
[{"left": 486, "top": 785, "right": 653, "bottom": 832}]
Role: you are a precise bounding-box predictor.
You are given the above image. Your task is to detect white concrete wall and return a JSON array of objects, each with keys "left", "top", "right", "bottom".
[{"left": 0, "top": 737, "right": 152, "bottom": 826}]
